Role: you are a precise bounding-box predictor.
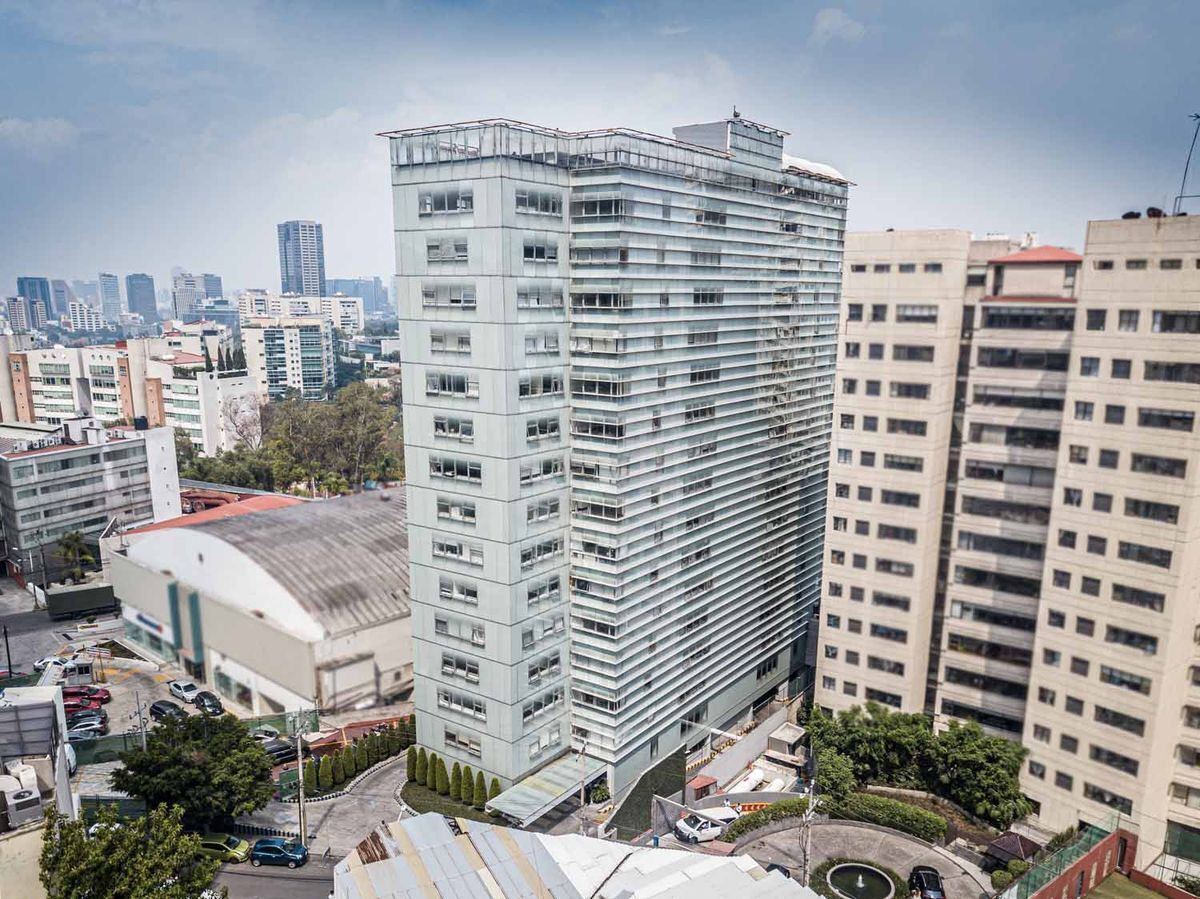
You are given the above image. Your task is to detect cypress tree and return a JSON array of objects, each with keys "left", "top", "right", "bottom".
[
  {"left": 415, "top": 747, "right": 428, "bottom": 785},
  {"left": 356, "top": 739, "right": 369, "bottom": 773},
  {"left": 406, "top": 746, "right": 418, "bottom": 781},
  {"left": 302, "top": 759, "right": 317, "bottom": 795},
  {"left": 343, "top": 745, "right": 357, "bottom": 779},
  {"left": 436, "top": 758, "right": 450, "bottom": 796},
  {"left": 203, "top": 343, "right": 214, "bottom": 372},
  {"left": 489, "top": 777, "right": 501, "bottom": 802},
  {"left": 318, "top": 755, "right": 334, "bottom": 791},
  {"left": 450, "top": 762, "right": 462, "bottom": 801},
  {"left": 460, "top": 766, "right": 474, "bottom": 803},
  {"left": 332, "top": 752, "right": 345, "bottom": 786},
  {"left": 425, "top": 752, "right": 438, "bottom": 788},
  {"left": 473, "top": 771, "right": 487, "bottom": 809}
]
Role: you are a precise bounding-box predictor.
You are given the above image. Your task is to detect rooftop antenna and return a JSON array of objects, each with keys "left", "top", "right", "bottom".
[
  {"left": 732, "top": 106, "right": 741, "bottom": 119},
  {"left": 1172, "top": 112, "right": 1200, "bottom": 215}
]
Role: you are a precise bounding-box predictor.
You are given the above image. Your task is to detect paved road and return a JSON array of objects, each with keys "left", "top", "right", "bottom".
[
  {"left": 213, "top": 856, "right": 337, "bottom": 899},
  {"left": 0, "top": 608, "right": 67, "bottom": 673}
]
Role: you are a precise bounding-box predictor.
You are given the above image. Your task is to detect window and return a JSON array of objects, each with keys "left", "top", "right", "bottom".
[
  {"left": 862, "top": 416, "right": 878, "bottom": 433},
  {"left": 1048, "top": 610, "right": 1066, "bottom": 628},
  {"left": 442, "top": 652, "right": 481, "bottom": 685},
  {"left": 871, "top": 304, "right": 887, "bottom": 322},
  {"left": 1085, "top": 784, "right": 1132, "bottom": 815},
  {"left": 958, "top": 530, "right": 1044, "bottom": 561},
  {"left": 1038, "top": 687, "right": 1056, "bottom": 705},
  {"left": 1099, "top": 666, "right": 1151, "bottom": 696},
  {"left": 887, "top": 418, "right": 927, "bottom": 436},
  {"left": 870, "top": 624, "right": 908, "bottom": 643},
  {"left": 1111, "top": 358, "right": 1131, "bottom": 378},
  {"left": 1112, "top": 582, "right": 1165, "bottom": 613},
  {"left": 524, "top": 333, "right": 560, "bottom": 356},
  {"left": 1059, "top": 529, "right": 1077, "bottom": 549},
  {"left": 883, "top": 453, "right": 923, "bottom": 472},
  {"left": 1131, "top": 453, "right": 1186, "bottom": 478},
  {"left": 977, "top": 347, "right": 1069, "bottom": 370},
  {"left": 896, "top": 305, "right": 938, "bottom": 323},
  {"left": 1063, "top": 487, "right": 1082, "bottom": 507},
  {"left": 843, "top": 341, "right": 860, "bottom": 359},
  {"left": 868, "top": 656, "right": 905, "bottom": 676},
  {"left": 1081, "top": 577, "right": 1100, "bottom": 596},
  {"left": 1053, "top": 569, "right": 1071, "bottom": 589},
  {"left": 898, "top": 263, "right": 916, "bottom": 273},
  {"left": 881, "top": 490, "right": 920, "bottom": 508},
  {"left": 1094, "top": 705, "right": 1144, "bottom": 736},
  {"left": 526, "top": 415, "right": 560, "bottom": 443},
  {"left": 1105, "top": 624, "right": 1158, "bottom": 654},
  {"left": 982, "top": 308, "right": 1075, "bottom": 331},
  {"left": 433, "top": 537, "right": 484, "bottom": 567},
  {"left": 840, "top": 414, "right": 855, "bottom": 430},
  {"left": 847, "top": 304, "right": 863, "bottom": 322},
  {"left": 866, "top": 380, "right": 881, "bottom": 396},
  {"left": 1145, "top": 361, "right": 1200, "bottom": 384},
  {"left": 438, "top": 577, "right": 478, "bottom": 605},
  {"left": 1033, "top": 725, "right": 1051, "bottom": 743},
  {"left": 1162, "top": 258, "right": 1183, "bottom": 270},
  {"left": 426, "top": 371, "right": 479, "bottom": 398},
  {"left": 1117, "top": 540, "right": 1172, "bottom": 569},
  {"left": 692, "top": 288, "right": 723, "bottom": 305},
  {"left": 431, "top": 330, "right": 472, "bottom": 354},
  {"left": 1065, "top": 696, "right": 1084, "bottom": 715},
  {"left": 437, "top": 497, "right": 477, "bottom": 524},
  {"left": 924, "top": 262, "right": 942, "bottom": 273},
  {"left": 527, "top": 497, "right": 560, "bottom": 523},
  {"left": 1104, "top": 404, "right": 1125, "bottom": 425},
  {"left": 518, "top": 372, "right": 563, "bottom": 398},
  {"left": 1094, "top": 260, "right": 1114, "bottom": 270},
  {"left": 517, "top": 286, "right": 564, "bottom": 309},
  {"left": 860, "top": 451, "right": 876, "bottom": 467},
  {"left": 869, "top": 343, "right": 884, "bottom": 360},
  {"left": 1080, "top": 357, "right": 1100, "bottom": 376},
  {"left": 427, "top": 237, "right": 469, "bottom": 261},
  {"left": 423, "top": 283, "right": 477, "bottom": 310},
  {"left": 1138, "top": 407, "right": 1194, "bottom": 432},
  {"left": 445, "top": 727, "right": 482, "bottom": 758},
  {"left": 1074, "top": 401, "right": 1094, "bottom": 421},
  {"left": 515, "top": 189, "right": 562, "bottom": 215},
  {"left": 419, "top": 187, "right": 473, "bottom": 214},
  {"left": 872, "top": 592, "right": 911, "bottom": 611},
  {"left": 857, "top": 486, "right": 873, "bottom": 501},
  {"left": 1126, "top": 259, "right": 1147, "bottom": 270},
  {"left": 1087, "top": 535, "right": 1107, "bottom": 556},
  {"left": 434, "top": 415, "right": 475, "bottom": 443},
  {"left": 1093, "top": 492, "right": 1113, "bottom": 512},
  {"left": 873, "top": 264, "right": 891, "bottom": 273},
  {"left": 688, "top": 329, "right": 718, "bottom": 346},
  {"left": 523, "top": 240, "right": 558, "bottom": 262},
  {"left": 430, "top": 456, "right": 482, "bottom": 483},
  {"left": 842, "top": 378, "right": 857, "bottom": 394},
  {"left": 850, "top": 263, "right": 867, "bottom": 273},
  {"left": 1096, "top": 449, "right": 1117, "bottom": 469},
  {"left": 890, "top": 382, "right": 930, "bottom": 400},
  {"left": 878, "top": 524, "right": 917, "bottom": 543},
  {"left": 893, "top": 345, "right": 934, "bottom": 362},
  {"left": 875, "top": 558, "right": 914, "bottom": 577},
  {"left": 1086, "top": 309, "right": 1107, "bottom": 330},
  {"left": 1118, "top": 309, "right": 1139, "bottom": 331},
  {"left": 519, "top": 456, "right": 563, "bottom": 485},
  {"left": 1029, "top": 761, "right": 1046, "bottom": 779},
  {"left": 1153, "top": 310, "right": 1200, "bottom": 333}
]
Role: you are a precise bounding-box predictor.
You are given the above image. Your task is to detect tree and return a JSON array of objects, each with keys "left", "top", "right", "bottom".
[
  {"left": 203, "top": 343, "right": 214, "bottom": 372},
  {"left": 303, "top": 759, "right": 317, "bottom": 795},
  {"left": 415, "top": 748, "right": 428, "bottom": 786},
  {"left": 406, "top": 746, "right": 418, "bottom": 781},
  {"left": 450, "top": 762, "right": 462, "bottom": 801},
  {"left": 41, "top": 804, "right": 219, "bottom": 899},
  {"left": 332, "top": 752, "right": 345, "bottom": 786},
  {"left": 356, "top": 739, "right": 368, "bottom": 774},
  {"left": 343, "top": 745, "right": 357, "bottom": 779},
  {"left": 110, "top": 714, "right": 273, "bottom": 831},
  {"left": 816, "top": 748, "right": 857, "bottom": 806},
  {"left": 318, "top": 755, "right": 334, "bottom": 791},
  {"left": 473, "top": 771, "right": 487, "bottom": 809},
  {"left": 54, "top": 531, "right": 95, "bottom": 581},
  {"left": 931, "top": 720, "right": 1031, "bottom": 828},
  {"left": 434, "top": 758, "right": 448, "bottom": 796},
  {"left": 221, "top": 394, "right": 264, "bottom": 450},
  {"left": 460, "top": 766, "right": 474, "bottom": 803},
  {"left": 489, "top": 778, "right": 501, "bottom": 803},
  {"left": 425, "top": 752, "right": 438, "bottom": 788},
  {"left": 389, "top": 724, "right": 401, "bottom": 755}
]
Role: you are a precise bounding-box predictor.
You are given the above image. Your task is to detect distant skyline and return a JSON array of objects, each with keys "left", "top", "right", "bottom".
[{"left": 2, "top": 0, "right": 1198, "bottom": 295}]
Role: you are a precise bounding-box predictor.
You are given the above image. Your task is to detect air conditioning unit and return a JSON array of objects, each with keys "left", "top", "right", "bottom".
[{"left": 5, "top": 789, "right": 43, "bottom": 828}]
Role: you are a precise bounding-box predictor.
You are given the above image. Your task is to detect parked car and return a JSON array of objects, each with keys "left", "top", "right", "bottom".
[
  {"left": 249, "top": 837, "right": 308, "bottom": 868},
  {"left": 67, "top": 708, "right": 108, "bottom": 727},
  {"left": 249, "top": 726, "right": 280, "bottom": 743},
  {"left": 149, "top": 699, "right": 187, "bottom": 722},
  {"left": 909, "top": 866, "right": 946, "bottom": 899},
  {"left": 259, "top": 739, "right": 298, "bottom": 765},
  {"left": 34, "top": 656, "right": 67, "bottom": 672},
  {"left": 66, "top": 719, "right": 108, "bottom": 740},
  {"left": 673, "top": 807, "right": 740, "bottom": 844},
  {"left": 63, "top": 697, "right": 102, "bottom": 714},
  {"left": 193, "top": 691, "right": 224, "bottom": 716},
  {"left": 197, "top": 833, "right": 250, "bottom": 863},
  {"left": 765, "top": 863, "right": 792, "bottom": 879},
  {"left": 168, "top": 680, "right": 201, "bottom": 703},
  {"left": 63, "top": 685, "right": 111, "bottom": 704},
  {"left": 64, "top": 744, "right": 77, "bottom": 776}
]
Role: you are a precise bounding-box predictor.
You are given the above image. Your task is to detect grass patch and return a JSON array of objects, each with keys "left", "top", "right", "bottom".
[
  {"left": 810, "top": 857, "right": 905, "bottom": 899},
  {"left": 1090, "top": 875, "right": 1168, "bottom": 899},
  {"left": 400, "top": 782, "right": 493, "bottom": 823}
]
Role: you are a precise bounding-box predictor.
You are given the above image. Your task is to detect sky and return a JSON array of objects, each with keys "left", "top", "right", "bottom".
[{"left": 1, "top": 0, "right": 1198, "bottom": 297}]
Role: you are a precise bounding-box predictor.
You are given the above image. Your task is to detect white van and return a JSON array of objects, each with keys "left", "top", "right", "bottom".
[{"left": 673, "top": 806, "right": 740, "bottom": 843}]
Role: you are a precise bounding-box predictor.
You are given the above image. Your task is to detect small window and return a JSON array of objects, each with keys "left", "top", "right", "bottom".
[
  {"left": 1086, "top": 310, "right": 1106, "bottom": 331},
  {"left": 1105, "top": 405, "right": 1125, "bottom": 425},
  {"left": 1118, "top": 310, "right": 1139, "bottom": 332},
  {"left": 1080, "top": 357, "right": 1100, "bottom": 376},
  {"left": 1125, "top": 259, "right": 1147, "bottom": 270},
  {"left": 1111, "top": 359, "right": 1131, "bottom": 379},
  {"left": 1161, "top": 258, "right": 1183, "bottom": 270},
  {"left": 924, "top": 263, "right": 943, "bottom": 273},
  {"left": 1094, "top": 260, "right": 1114, "bottom": 270}
]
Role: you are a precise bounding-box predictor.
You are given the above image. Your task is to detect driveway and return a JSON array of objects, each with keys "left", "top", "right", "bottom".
[{"left": 746, "top": 821, "right": 990, "bottom": 899}]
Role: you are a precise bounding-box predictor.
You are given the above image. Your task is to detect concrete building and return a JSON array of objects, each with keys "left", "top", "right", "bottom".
[
  {"left": 328, "top": 276, "right": 388, "bottom": 314},
  {"left": 235, "top": 291, "right": 366, "bottom": 332},
  {"left": 50, "top": 280, "right": 73, "bottom": 315},
  {"left": 171, "top": 272, "right": 207, "bottom": 318},
  {"left": 242, "top": 313, "right": 336, "bottom": 399},
  {"left": 278, "top": 219, "right": 327, "bottom": 297},
  {"left": 0, "top": 418, "right": 181, "bottom": 583},
  {"left": 388, "top": 115, "right": 847, "bottom": 794},
  {"left": 333, "top": 813, "right": 813, "bottom": 899},
  {"left": 5, "top": 298, "right": 34, "bottom": 334},
  {"left": 202, "top": 272, "right": 223, "bottom": 299},
  {"left": 124, "top": 273, "right": 157, "bottom": 322},
  {"left": 68, "top": 301, "right": 108, "bottom": 333},
  {"left": 14, "top": 278, "right": 51, "bottom": 323},
  {"left": 98, "top": 272, "right": 123, "bottom": 324},
  {"left": 111, "top": 491, "right": 412, "bottom": 711},
  {"left": 0, "top": 685, "right": 78, "bottom": 899}
]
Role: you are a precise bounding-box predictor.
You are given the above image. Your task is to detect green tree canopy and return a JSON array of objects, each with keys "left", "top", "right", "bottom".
[
  {"left": 816, "top": 748, "right": 857, "bottom": 806},
  {"left": 110, "top": 714, "right": 274, "bottom": 831},
  {"left": 41, "top": 804, "right": 221, "bottom": 899}
]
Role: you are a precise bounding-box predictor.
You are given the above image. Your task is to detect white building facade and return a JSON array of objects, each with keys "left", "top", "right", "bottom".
[
  {"left": 389, "top": 116, "right": 847, "bottom": 791},
  {"left": 241, "top": 314, "right": 336, "bottom": 399}
]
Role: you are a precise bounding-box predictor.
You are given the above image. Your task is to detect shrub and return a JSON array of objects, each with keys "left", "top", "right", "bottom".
[
  {"left": 343, "top": 745, "right": 357, "bottom": 779},
  {"left": 450, "top": 762, "right": 462, "bottom": 800},
  {"left": 318, "top": 755, "right": 334, "bottom": 791},
  {"left": 406, "top": 746, "right": 417, "bottom": 781},
  {"left": 1007, "top": 860, "right": 1030, "bottom": 877},
  {"left": 436, "top": 758, "right": 450, "bottom": 796},
  {"left": 473, "top": 771, "right": 486, "bottom": 809},
  {"left": 389, "top": 724, "right": 401, "bottom": 755},
  {"left": 1045, "top": 826, "right": 1077, "bottom": 853},
  {"left": 834, "top": 793, "right": 947, "bottom": 843},
  {"left": 302, "top": 759, "right": 317, "bottom": 795},
  {"left": 991, "top": 870, "right": 1014, "bottom": 890},
  {"left": 1173, "top": 875, "right": 1200, "bottom": 897},
  {"left": 426, "top": 752, "right": 438, "bottom": 788},
  {"left": 356, "top": 740, "right": 368, "bottom": 774},
  {"left": 460, "top": 766, "right": 474, "bottom": 803},
  {"left": 489, "top": 778, "right": 501, "bottom": 802},
  {"left": 810, "top": 858, "right": 905, "bottom": 899},
  {"left": 332, "top": 753, "right": 345, "bottom": 786},
  {"left": 415, "top": 748, "right": 428, "bottom": 785},
  {"left": 719, "top": 797, "right": 810, "bottom": 842},
  {"left": 817, "top": 748, "right": 857, "bottom": 805},
  {"left": 590, "top": 782, "right": 610, "bottom": 804}
]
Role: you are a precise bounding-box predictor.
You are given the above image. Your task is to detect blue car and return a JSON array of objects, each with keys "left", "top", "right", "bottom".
[{"left": 249, "top": 837, "right": 308, "bottom": 868}]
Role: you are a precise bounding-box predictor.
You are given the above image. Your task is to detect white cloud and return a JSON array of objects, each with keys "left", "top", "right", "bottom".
[
  {"left": 658, "top": 23, "right": 693, "bottom": 36},
  {"left": 0, "top": 116, "right": 80, "bottom": 156},
  {"left": 808, "top": 7, "right": 865, "bottom": 49}
]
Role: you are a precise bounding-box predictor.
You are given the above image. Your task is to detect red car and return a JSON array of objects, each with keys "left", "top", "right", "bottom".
[
  {"left": 63, "top": 697, "right": 102, "bottom": 713},
  {"left": 63, "top": 685, "right": 111, "bottom": 704}
]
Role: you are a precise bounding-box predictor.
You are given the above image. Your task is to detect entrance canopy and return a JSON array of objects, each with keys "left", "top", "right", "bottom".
[{"left": 486, "top": 752, "right": 606, "bottom": 827}]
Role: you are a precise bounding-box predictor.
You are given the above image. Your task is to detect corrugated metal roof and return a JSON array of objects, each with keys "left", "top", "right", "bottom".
[{"left": 189, "top": 491, "right": 409, "bottom": 636}]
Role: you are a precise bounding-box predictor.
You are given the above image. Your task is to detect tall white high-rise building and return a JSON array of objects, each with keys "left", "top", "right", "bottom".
[
  {"left": 99, "top": 272, "right": 123, "bottom": 324},
  {"left": 387, "top": 116, "right": 848, "bottom": 799},
  {"left": 172, "top": 272, "right": 207, "bottom": 318},
  {"left": 278, "top": 220, "right": 327, "bottom": 297}
]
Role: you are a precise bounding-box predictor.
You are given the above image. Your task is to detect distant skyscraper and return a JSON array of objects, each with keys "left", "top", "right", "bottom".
[
  {"left": 327, "top": 276, "right": 388, "bottom": 314},
  {"left": 171, "top": 273, "right": 207, "bottom": 318},
  {"left": 202, "top": 273, "right": 223, "bottom": 299},
  {"left": 71, "top": 279, "right": 99, "bottom": 305},
  {"left": 16, "top": 277, "right": 52, "bottom": 322},
  {"left": 125, "top": 273, "right": 158, "bottom": 322},
  {"left": 277, "top": 220, "right": 326, "bottom": 297},
  {"left": 98, "top": 272, "right": 123, "bottom": 323},
  {"left": 50, "top": 280, "right": 73, "bottom": 315}
]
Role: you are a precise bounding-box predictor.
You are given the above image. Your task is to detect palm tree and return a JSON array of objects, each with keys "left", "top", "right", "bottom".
[{"left": 55, "top": 531, "right": 95, "bottom": 581}]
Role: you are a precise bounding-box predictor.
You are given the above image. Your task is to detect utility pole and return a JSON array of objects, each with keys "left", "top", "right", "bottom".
[
  {"left": 2, "top": 626, "right": 11, "bottom": 678},
  {"left": 798, "top": 779, "right": 821, "bottom": 887},
  {"left": 577, "top": 739, "right": 588, "bottom": 836},
  {"left": 296, "top": 710, "right": 308, "bottom": 847},
  {"left": 133, "top": 690, "right": 147, "bottom": 750}
]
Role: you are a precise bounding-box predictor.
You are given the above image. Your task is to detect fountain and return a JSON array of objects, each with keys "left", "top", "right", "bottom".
[{"left": 827, "top": 863, "right": 895, "bottom": 899}]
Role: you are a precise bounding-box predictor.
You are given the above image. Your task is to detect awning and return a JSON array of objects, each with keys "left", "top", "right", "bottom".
[{"left": 486, "top": 751, "right": 606, "bottom": 827}]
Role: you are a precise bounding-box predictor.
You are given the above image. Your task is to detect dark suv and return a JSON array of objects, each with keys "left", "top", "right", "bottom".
[
  {"left": 148, "top": 699, "right": 187, "bottom": 722},
  {"left": 193, "top": 691, "right": 225, "bottom": 716},
  {"left": 909, "top": 866, "right": 945, "bottom": 899}
]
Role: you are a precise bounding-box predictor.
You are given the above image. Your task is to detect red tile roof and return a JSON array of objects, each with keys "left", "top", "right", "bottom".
[
  {"left": 126, "top": 495, "right": 304, "bottom": 534},
  {"left": 989, "top": 246, "right": 1082, "bottom": 264}
]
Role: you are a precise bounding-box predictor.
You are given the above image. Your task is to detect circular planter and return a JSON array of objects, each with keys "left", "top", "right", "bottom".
[{"left": 827, "top": 863, "right": 896, "bottom": 899}]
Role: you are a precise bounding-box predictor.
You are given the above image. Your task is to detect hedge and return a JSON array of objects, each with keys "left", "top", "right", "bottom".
[
  {"left": 833, "top": 793, "right": 947, "bottom": 843},
  {"left": 810, "top": 857, "right": 905, "bottom": 899},
  {"left": 719, "top": 797, "right": 809, "bottom": 842}
]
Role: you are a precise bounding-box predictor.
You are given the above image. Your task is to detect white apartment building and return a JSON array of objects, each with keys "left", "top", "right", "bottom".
[
  {"left": 98, "top": 272, "right": 123, "bottom": 324},
  {"left": 171, "top": 272, "right": 207, "bottom": 318},
  {"left": 68, "top": 301, "right": 108, "bottom": 332},
  {"left": 388, "top": 116, "right": 847, "bottom": 795},
  {"left": 236, "top": 292, "right": 365, "bottom": 332},
  {"left": 241, "top": 314, "right": 336, "bottom": 399}
]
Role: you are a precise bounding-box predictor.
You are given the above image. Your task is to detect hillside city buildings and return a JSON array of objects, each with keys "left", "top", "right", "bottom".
[
  {"left": 389, "top": 114, "right": 847, "bottom": 796},
  {"left": 815, "top": 214, "right": 1200, "bottom": 864},
  {"left": 278, "top": 219, "right": 327, "bottom": 297}
]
